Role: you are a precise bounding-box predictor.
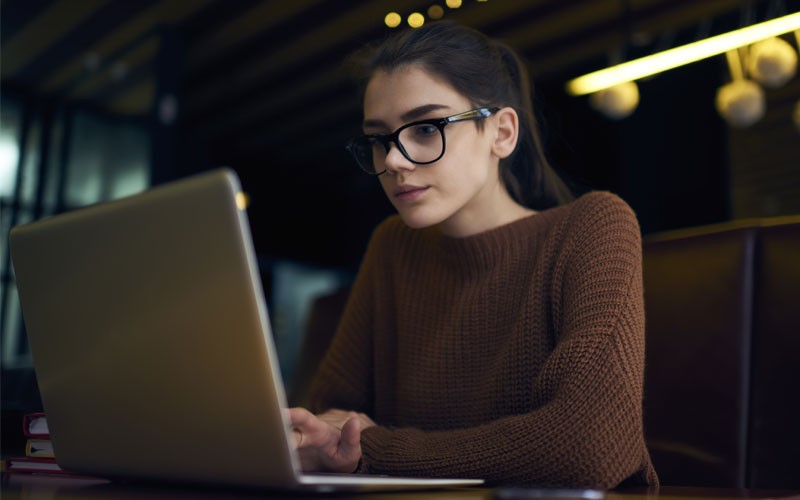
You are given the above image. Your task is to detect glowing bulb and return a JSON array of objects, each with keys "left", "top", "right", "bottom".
[
  {"left": 748, "top": 37, "right": 798, "bottom": 88},
  {"left": 446, "top": 0, "right": 462, "bottom": 8},
  {"left": 408, "top": 12, "right": 425, "bottom": 28},
  {"left": 589, "top": 81, "right": 640, "bottom": 119},
  {"left": 384, "top": 12, "right": 401, "bottom": 28},
  {"left": 428, "top": 5, "right": 444, "bottom": 20},
  {"left": 715, "top": 79, "right": 766, "bottom": 128}
]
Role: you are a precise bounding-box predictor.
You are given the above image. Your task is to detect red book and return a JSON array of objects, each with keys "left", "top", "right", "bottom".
[
  {"left": 3, "top": 457, "right": 66, "bottom": 474},
  {"left": 22, "top": 412, "right": 49, "bottom": 438}
]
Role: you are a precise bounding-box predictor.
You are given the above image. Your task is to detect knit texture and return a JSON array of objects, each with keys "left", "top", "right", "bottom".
[{"left": 308, "top": 191, "right": 659, "bottom": 488}]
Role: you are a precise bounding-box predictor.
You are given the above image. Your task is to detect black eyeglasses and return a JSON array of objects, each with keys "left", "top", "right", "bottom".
[{"left": 346, "top": 107, "right": 500, "bottom": 175}]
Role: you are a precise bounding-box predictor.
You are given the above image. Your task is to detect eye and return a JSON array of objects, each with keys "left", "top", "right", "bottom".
[{"left": 411, "top": 123, "right": 439, "bottom": 137}]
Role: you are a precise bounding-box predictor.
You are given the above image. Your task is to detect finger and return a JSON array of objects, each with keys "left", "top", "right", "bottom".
[
  {"left": 292, "top": 427, "right": 304, "bottom": 447},
  {"left": 357, "top": 412, "right": 377, "bottom": 428},
  {"left": 318, "top": 409, "right": 348, "bottom": 423},
  {"left": 319, "top": 410, "right": 358, "bottom": 430},
  {"left": 339, "top": 417, "right": 362, "bottom": 457},
  {"left": 288, "top": 407, "right": 313, "bottom": 427},
  {"left": 320, "top": 408, "right": 349, "bottom": 417}
]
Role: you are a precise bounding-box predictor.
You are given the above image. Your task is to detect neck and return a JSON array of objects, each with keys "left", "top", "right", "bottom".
[{"left": 438, "top": 181, "right": 536, "bottom": 238}]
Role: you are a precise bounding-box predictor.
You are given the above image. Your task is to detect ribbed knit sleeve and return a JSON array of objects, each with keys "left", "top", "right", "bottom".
[{"left": 308, "top": 191, "right": 658, "bottom": 488}]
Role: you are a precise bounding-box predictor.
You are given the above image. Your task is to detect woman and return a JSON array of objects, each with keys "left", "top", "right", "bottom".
[{"left": 289, "top": 20, "right": 658, "bottom": 489}]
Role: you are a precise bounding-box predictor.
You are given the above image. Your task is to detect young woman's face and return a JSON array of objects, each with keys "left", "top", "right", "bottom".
[{"left": 362, "top": 65, "right": 507, "bottom": 235}]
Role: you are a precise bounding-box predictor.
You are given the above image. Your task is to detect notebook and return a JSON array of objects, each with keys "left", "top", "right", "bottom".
[{"left": 9, "top": 168, "right": 484, "bottom": 492}]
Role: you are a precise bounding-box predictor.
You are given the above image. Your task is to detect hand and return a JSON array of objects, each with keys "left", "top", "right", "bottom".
[
  {"left": 288, "top": 407, "right": 364, "bottom": 473},
  {"left": 318, "top": 408, "right": 376, "bottom": 431}
]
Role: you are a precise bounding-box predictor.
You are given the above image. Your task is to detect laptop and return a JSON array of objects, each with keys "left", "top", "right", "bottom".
[{"left": 9, "top": 168, "right": 484, "bottom": 492}]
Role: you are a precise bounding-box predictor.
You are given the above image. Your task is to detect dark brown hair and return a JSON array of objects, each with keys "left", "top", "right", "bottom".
[{"left": 348, "top": 20, "right": 573, "bottom": 210}]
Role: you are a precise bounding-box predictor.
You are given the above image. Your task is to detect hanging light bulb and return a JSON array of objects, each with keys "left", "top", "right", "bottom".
[
  {"left": 716, "top": 79, "right": 766, "bottom": 127},
  {"left": 748, "top": 37, "right": 798, "bottom": 88},
  {"left": 716, "top": 49, "right": 766, "bottom": 127},
  {"left": 589, "top": 80, "right": 640, "bottom": 119}
]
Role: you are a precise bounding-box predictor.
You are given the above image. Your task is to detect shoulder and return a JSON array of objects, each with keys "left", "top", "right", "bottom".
[
  {"left": 561, "top": 190, "right": 640, "bottom": 239},
  {"left": 566, "top": 190, "right": 638, "bottom": 226},
  {"left": 553, "top": 191, "right": 642, "bottom": 265}
]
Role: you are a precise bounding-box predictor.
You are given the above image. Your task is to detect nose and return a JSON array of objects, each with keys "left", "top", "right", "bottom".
[{"left": 382, "top": 142, "right": 416, "bottom": 174}]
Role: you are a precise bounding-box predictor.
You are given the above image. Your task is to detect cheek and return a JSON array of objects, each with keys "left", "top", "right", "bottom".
[{"left": 441, "top": 136, "right": 494, "bottom": 185}]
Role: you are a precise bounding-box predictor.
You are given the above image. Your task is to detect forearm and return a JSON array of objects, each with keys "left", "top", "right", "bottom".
[{"left": 359, "top": 340, "right": 646, "bottom": 488}]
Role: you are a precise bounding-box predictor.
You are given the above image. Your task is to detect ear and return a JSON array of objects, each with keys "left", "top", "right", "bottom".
[{"left": 491, "top": 107, "right": 519, "bottom": 160}]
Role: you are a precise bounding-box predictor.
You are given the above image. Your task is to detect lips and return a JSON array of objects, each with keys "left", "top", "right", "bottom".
[{"left": 394, "top": 185, "right": 429, "bottom": 202}]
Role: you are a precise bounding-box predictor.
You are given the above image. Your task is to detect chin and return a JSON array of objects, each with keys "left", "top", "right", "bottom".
[{"left": 395, "top": 206, "right": 445, "bottom": 229}]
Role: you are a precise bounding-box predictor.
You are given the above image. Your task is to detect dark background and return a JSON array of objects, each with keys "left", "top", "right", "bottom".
[
  {"left": 2, "top": 0, "right": 799, "bottom": 458},
  {"left": 3, "top": 0, "right": 798, "bottom": 272}
]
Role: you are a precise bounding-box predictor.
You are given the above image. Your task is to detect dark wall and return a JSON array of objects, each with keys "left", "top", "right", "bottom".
[
  {"left": 540, "top": 56, "right": 730, "bottom": 238},
  {"left": 177, "top": 57, "right": 735, "bottom": 275}
]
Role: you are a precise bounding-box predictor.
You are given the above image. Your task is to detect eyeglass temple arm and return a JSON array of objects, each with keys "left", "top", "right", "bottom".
[{"left": 445, "top": 107, "right": 501, "bottom": 123}]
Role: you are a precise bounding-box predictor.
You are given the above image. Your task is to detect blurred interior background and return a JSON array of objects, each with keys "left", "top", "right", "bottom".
[{"left": 2, "top": 0, "right": 799, "bottom": 459}]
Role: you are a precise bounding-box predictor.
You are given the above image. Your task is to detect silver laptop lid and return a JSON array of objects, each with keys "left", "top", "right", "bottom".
[{"left": 10, "top": 169, "right": 301, "bottom": 488}]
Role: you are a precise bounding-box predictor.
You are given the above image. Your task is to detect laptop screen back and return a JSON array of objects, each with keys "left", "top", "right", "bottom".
[{"left": 10, "top": 169, "right": 300, "bottom": 488}]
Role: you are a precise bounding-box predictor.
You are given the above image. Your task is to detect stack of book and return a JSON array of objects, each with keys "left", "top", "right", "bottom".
[{"left": 4, "top": 412, "right": 68, "bottom": 475}]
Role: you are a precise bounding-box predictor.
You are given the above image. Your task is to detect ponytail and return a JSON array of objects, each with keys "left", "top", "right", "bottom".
[{"left": 492, "top": 41, "right": 574, "bottom": 209}]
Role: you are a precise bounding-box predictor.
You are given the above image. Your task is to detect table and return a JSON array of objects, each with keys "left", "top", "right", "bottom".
[{"left": 3, "top": 473, "right": 800, "bottom": 500}]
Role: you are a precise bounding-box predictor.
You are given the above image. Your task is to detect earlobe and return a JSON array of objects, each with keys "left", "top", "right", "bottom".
[{"left": 492, "top": 107, "right": 519, "bottom": 160}]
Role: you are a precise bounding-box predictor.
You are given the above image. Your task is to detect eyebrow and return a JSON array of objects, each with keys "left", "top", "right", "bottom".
[{"left": 363, "top": 103, "right": 451, "bottom": 131}]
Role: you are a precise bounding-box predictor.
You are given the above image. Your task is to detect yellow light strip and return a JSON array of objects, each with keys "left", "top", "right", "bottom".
[{"left": 566, "top": 12, "right": 800, "bottom": 96}]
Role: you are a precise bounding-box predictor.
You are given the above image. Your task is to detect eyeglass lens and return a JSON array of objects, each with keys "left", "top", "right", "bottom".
[{"left": 358, "top": 122, "right": 444, "bottom": 174}]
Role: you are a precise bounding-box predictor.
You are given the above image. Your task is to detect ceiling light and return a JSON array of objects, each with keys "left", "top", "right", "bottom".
[
  {"left": 385, "top": 12, "right": 402, "bottom": 28},
  {"left": 446, "top": 0, "right": 462, "bottom": 9},
  {"left": 716, "top": 79, "right": 766, "bottom": 127},
  {"left": 714, "top": 48, "right": 766, "bottom": 128},
  {"left": 408, "top": 12, "right": 425, "bottom": 28},
  {"left": 589, "top": 81, "right": 640, "bottom": 119},
  {"left": 428, "top": 5, "right": 444, "bottom": 20},
  {"left": 748, "top": 37, "right": 798, "bottom": 88},
  {"left": 566, "top": 12, "right": 800, "bottom": 96}
]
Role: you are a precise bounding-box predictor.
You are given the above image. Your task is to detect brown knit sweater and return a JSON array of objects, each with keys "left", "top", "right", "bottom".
[{"left": 308, "top": 191, "right": 659, "bottom": 488}]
